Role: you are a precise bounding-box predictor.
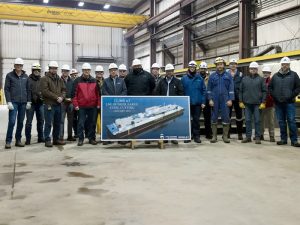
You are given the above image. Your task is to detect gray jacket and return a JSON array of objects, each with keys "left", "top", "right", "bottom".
[
  {"left": 239, "top": 74, "right": 267, "bottom": 105},
  {"left": 4, "top": 70, "right": 31, "bottom": 103},
  {"left": 102, "top": 76, "right": 127, "bottom": 96}
]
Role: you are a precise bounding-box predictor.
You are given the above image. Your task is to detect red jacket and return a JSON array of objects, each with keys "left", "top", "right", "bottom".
[
  {"left": 265, "top": 77, "right": 274, "bottom": 108},
  {"left": 72, "top": 75, "right": 100, "bottom": 108}
]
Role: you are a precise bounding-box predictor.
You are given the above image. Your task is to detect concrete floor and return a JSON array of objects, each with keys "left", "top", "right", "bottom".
[{"left": 0, "top": 106, "right": 300, "bottom": 225}]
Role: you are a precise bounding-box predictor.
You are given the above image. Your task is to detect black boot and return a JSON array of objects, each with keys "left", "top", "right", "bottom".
[{"left": 15, "top": 141, "right": 25, "bottom": 147}]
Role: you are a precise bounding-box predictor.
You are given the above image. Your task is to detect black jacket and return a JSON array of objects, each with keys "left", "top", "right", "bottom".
[
  {"left": 61, "top": 76, "right": 74, "bottom": 99},
  {"left": 4, "top": 70, "right": 31, "bottom": 103},
  {"left": 125, "top": 69, "right": 155, "bottom": 95},
  {"left": 155, "top": 77, "right": 184, "bottom": 96},
  {"left": 270, "top": 70, "right": 300, "bottom": 103},
  {"left": 239, "top": 74, "right": 267, "bottom": 105},
  {"left": 28, "top": 74, "right": 43, "bottom": 104},
  {"left": 228, "top": 69, "right": 243, "bottom": 101},
  {"left": 102, "top": 76, "right": 127, "bottom": 96}
]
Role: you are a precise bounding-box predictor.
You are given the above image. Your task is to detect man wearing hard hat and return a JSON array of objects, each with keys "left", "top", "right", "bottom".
[
  {"left": 270, "top": 57, "right": 300, "bottom": 147},
  {"left": 118, "top": 64, "right": 127, "bottom": 79},
  {"left": 182, "top": 60, "right": 206, "bottom": 144},
  {"left": 239, "top": 61, "right": 266, "bottom": 144},
  {"left": 95, "top": 65, "right": 105, "bottom": 89},
  {"left": 25, "top": 63, "right": 44, "bottom": 145},
  {"left": 41, "top": 61, "right": 66, "bottom": 147},
  {"left": 151, "top": 63, "right": 162, "bottom": 86},
  {"left": 102, "top": 63, "right": 127, "bottom": 96},
  {"left": 260, "top": 66, "right": 275, "bottom": 142},
  {"left": 207, "top": 57, "right": 234, "bottom": 144},
  {"left": 70, "top": 68, "right": 78, "bottom": 81},
  {"left": 59, "top": 64, "right": 76, "bottom": 142},
  {"left": 72, "top": 63, "right": 100, "bottom": 146},
  {"left": 4, "top": 58, "right": 31, "bottom": 149}
]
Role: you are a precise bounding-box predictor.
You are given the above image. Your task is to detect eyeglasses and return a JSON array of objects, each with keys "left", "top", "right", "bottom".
[{"left": 119, "top": 70, "right": 126, "bottom": 73}]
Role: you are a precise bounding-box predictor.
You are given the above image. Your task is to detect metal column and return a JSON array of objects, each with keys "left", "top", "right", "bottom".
[
  {"left": 149, "top": 0, "right": 156, "bottom": 66},
  {"left": 181, "top": 5, "right": 192, "bottom": 68},
  {"left": 239, "top": 0, "right": 252, "bottom": 59}
]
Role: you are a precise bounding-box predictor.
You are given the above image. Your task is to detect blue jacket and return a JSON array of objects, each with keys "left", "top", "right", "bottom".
[
  {"left": 4, "top": 70, "right": 31, "bottom": 103},
  {"left": 207, "top": 70, "right": 234, "bottom": 102},
  {"left": 181, "top": 72, "right": 206, "bottom": 105}
]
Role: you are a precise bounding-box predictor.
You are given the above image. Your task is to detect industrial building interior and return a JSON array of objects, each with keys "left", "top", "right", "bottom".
[{"left": 0, "top": 0, "right": 300, "bottom": 225}]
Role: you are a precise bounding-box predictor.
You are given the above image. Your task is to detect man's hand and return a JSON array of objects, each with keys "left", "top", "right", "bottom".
[
  {"left": 209, "top": 100, "right": 214, "bottom": 107},
  {"left": 239, "top": 102, "right": 245, "bottom": 109},
  {"left": 7, "top": 102, "right": 14, "bottom": 110},
  {"left": 226, "top": 100, "right": 232, "bottom": 107},
  {"left": 26, "top": 102, "right": 32, "bottom": 110},
  {"left": 57, "top": 97, "right": 63, "bottom": 103}
]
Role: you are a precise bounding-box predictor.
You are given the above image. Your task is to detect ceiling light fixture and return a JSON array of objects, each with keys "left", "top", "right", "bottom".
[
  {"left": 43, "top": 0, "right": 49, "bottom": 3},
  {"left": 103, "top": 3, "right": 110, "bottom": 9},
  {"left": 78, "top": 1, "right": 84, "bottom": 7}
]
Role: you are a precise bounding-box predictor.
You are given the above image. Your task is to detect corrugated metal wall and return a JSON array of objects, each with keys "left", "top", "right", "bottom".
[{"left": 0, "top": 20, "right": 127, "bottom": 86}]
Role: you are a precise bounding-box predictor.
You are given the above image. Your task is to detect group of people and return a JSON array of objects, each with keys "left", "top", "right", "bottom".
[{"left": 3, "top": 56, "right": 300, "bottom": 149}]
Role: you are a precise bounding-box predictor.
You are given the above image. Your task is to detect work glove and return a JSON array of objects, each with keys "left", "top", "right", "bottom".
[
  {"left": 209, "top": 100, "right": 214, "bottom": 107},
  {"left": 7, "top": 102, "right": 14, "bottom": 110},
  {"left": 26, "top": 102, "right": 32, "bottom": 110},
  {"left": 201, "top": 104, "right": 206, "bottom": 109},
  {"left": 226, "top": 100, "right": 233, "bottom": 107},
  {"left": 259, "top": 103, "right": 266, "bottom": 110},
  {"left": 239, "top": 102, "right": 245, "bottom": 109},
  {"left": 57, "top": 97, "right": 63, "bottom": 103}
]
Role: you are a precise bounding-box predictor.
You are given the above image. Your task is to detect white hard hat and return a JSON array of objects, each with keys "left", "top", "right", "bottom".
[
  {"left": 109, "top": 63, "right": 118, "bottom": 70},
  {"left": 188, "top": 61, "right": 197, "bottom": 67},
  {"left": 165, "top": 64, "right": 175, "bottom": 71},
  {"left": 70, "top": 69, "right": 78, "bottom": 74},
  {"left": 280, "top": 56, "right": 290, "bottom": 64},
  {"left": 249, "top": 61, "right": 259, "bottom": 69},
  {"left": 49, "top": 61, "right": 59, "bottom": 68},
  {"left": 61, "top": 64, "right": 70, "bottom": 71},
  {"left": 151, "top": 63, "right": 160, "bottom": 69},
  {"left": 14, "top": 58, "right": 24, "bottom": 65},
  {"left": 32, "top": 62, "right": 41, "bottom": 70},
  {"left": 229, "top": 58, "right": 238, "bottom": 64},
  {"left": 199, "top": 62, "right": 207, "bottom": 69},
  {"left": 95, "top": 65, "right": 104, "bottom": 72},
  {"left": 44, "top": 66, "right": 49, "bottom": 73},
  {"left": 82, "top": 63, "right": 91, "bottom": 70},
  {"left": 132, "top": 59, "right": 142, "bottom": 66},
  {"left": 118, "top": 64, "right": 127, "bottom": 71},
  {"left": 262, "top": 66, "right": 272, "bottom": 73}
]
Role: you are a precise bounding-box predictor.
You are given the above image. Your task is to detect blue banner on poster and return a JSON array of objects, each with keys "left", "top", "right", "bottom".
[{"left": 101, "top": 96, "right": 191, "bottom": 141}]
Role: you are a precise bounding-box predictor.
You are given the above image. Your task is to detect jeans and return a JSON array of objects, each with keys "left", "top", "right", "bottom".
[
  {"left": 78, "top": 107, "right": 97, "bottom": 141},
  {"left": 59, "top": 103, "right": 74, "bottom": 139},
  {"left": 275, "top": 103, "right": 298, "bottom": 144},
  {"left": 245, "top": 104, "right": 261, "bottom": 139},
  {"left": 25, "top": 103, "right": 44, "bottom": 142},
  {"left": 5, "top": 102, "right": 26, "bottom": 144},
  {"left": 44, "top": 104, "right": 62, "bottom": 142},
  {"left": 190, "top": 105, "right": 201, "bottom": 138}
]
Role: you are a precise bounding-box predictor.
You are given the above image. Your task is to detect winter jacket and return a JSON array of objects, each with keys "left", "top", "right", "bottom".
[
  {"left": 61, "top": 76, "right": 74, "bottom": 100},
  {"left": 207, "top": 70, "right": 235, "bottom": 102},
  {"left": 40, "top": 73, "right": 66, "bottom": 106},
  {"left": 28, "top": 74, "right": 43, "bottom": 104},
  {"left": 227, "top": 69, "right": 243, "bottom": 101},
  {"left": 181, "top": 72, "right": 206, "bottom": 105},
  {"left": 270, "top": 69, "right": 300, "bottom": 104},
  {"left": 4, "top": 70, "right": 31, "bottom": 103},
  {"left": 125, "top": 69, "right": 155, "bottom": 95},
  {"left": 155, "top": 76, "right": 184, "bottom": 96},
  {"left": 102, "top": 76, "right": 127, "bottom": 96},
  {"left": 239, "top": 74, "right": 267, "bottom": 105},
  {"left": 72, "top": 75, "right": 100, "bottom": 108},
  {"left": 264, "top": 77, "right": 274, "bottom": 108}
]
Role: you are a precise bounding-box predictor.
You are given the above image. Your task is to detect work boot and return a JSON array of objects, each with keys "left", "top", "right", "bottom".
[
  {"left": 255, "top": 137, "right": 261, "bottom": 144},
  {"left": 210, "top": 123, "right": 218, "bottom": 143},
  {"left": 277, "top": 140, "right": 287, "bottom": 145},
  {"left": 53, "top": 140, "right": 66, "bottom": 145},
  {"left": 67, "top": 136, "right": 76, "bottom": 141},
  {"left": 45, "top": 141, "right": 53, "bottom": 147},
  {"left": 77, "top": 140, "right": 84, "bottom": 146},
  {"left": 260, "top": 135, "right": 264, "bottom": 141},
  {"left": 5, "top": 143, "right": 11, "bottom": 149},
  {"left": 15, "top": 141, "right": 25, "bottom": 147},
  {"left": 206, "top": 134, "right": 212, "bottom": 139},
  {"left": 184, "top": 140, "right": 191, "bottom": 143},
  {"left": 38, "top": 138, "right": 45, "bottom": 143},
  {"left": 291, "top": 142, "right": 300, "bottom": 147},
  {"left": 103, "top": 141, "right": 112, "bottom": 145},
  {"left": 241, "top": 138, "right": 252, "bottom": 143},
  {"left": 194, "top": 137, "right": 201, "bottom": 143},
  {"left": 238, "top": 133, "right": 243, "bottom": 140},
  {"left": 89, "top": 139, "right": 98, "bottom": 145},
  {"left": 25, "top": 140, "right": 31, "bottom": 145},
  {"left": 222, "top": 124, "right": 230, "bottom": 143},
  {"left": 270, "top": 136, "right": 275, "bottom": 142},
  {"left": 171, "top": 140, "right": 178, "bottom": 145}
]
